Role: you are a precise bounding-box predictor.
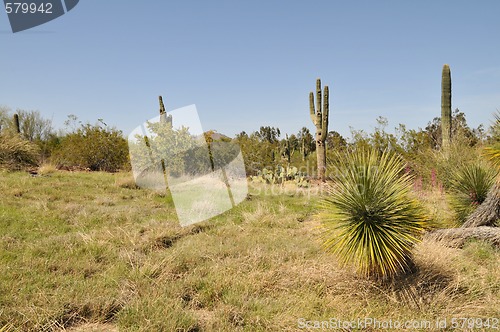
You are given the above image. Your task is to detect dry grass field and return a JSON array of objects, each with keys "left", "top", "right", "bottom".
[{"left": 0, "top": 170, "right": 498, "bottom": 331}]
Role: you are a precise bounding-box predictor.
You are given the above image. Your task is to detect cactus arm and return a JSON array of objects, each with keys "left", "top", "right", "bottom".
[
  {"left": 159, "top": 95, "right": 167, "bottom": 124},
  {"left": 309, "top": 92, "right": 316, "bottom": 125},
  {"left": 316, "top": 79, "right": 322, "bottom": 128},
  {"left": 321, "top": 86, "right": 329, "bottom": 139}
]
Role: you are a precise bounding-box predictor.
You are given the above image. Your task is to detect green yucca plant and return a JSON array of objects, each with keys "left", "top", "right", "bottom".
[
  {"left": 319, "top": 148, "right": 428, "bottom": 279},
  {"left": 449, "top": 163, "right": 498, "bottom": 223}
]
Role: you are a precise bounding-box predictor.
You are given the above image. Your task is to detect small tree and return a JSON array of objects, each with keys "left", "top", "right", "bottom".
[{"left": 14, "top": 109, "right": 53, "bottom": 142}]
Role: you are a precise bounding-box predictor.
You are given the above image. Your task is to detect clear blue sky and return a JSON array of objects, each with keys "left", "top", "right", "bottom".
[{"left": 1, "top": 1, "right": 500, "bottom": 138}]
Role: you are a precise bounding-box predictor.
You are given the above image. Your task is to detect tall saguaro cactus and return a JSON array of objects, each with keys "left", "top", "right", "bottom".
[
  {"left": 441, "top": 64, "right": 452, "bottom": 152},
  {"left": 309, "top": 78, "right": 329, "bottom": 182}
]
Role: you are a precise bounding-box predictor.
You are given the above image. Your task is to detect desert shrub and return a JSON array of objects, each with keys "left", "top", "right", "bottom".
[
  {"left": 236, "top": 134, "right": 278, "bottom": 176},
  {"left": 408, "top": 134, "right": 483, "bottom": 190},
  {"left": 449, "top": 163, "right": 497, "bottom": 223},
  {"left": 319, "top": 148, "right": 428, "bottom": 279},
  {"left": 0, "top": 134, "right": 39, "bottom": 170},
  {"left": 128, "top": 122, "right": 195, "bottom": 178},
  {"left": 52, "top": 123, "right": 129, "bottom": 172}
]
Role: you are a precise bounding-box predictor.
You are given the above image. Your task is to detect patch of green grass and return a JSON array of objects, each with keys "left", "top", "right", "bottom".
[{"left": 0, "top": 171, "right": 498, "bottom": 331}]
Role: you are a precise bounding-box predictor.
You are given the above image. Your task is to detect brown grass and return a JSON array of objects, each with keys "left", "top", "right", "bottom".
[
  {"left": 38, "top": 163, "right": 58, "bottom": 175},
  {"left": 0, "top": 172, "right": 498, "bottom": 331}
]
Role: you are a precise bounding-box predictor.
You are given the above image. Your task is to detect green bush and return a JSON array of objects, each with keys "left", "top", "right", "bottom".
[
  {"left": 449, "top": 163, "right": 497, "bottom": 223},
  {"left": 319, "top": 148, "right": 428, "bottom": 279},
  {"left": 52, "top": 124, "right": 129, "bottom": 172},
  {"left": 0, "top": 134, "right": 39, "bottom": 170}
]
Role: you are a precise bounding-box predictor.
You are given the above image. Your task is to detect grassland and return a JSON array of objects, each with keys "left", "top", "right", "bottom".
[{"left": 0, "top": 170, "right": 499, "bottom": 331}]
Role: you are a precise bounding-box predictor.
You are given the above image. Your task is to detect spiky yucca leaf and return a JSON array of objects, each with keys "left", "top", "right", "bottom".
[
  {"left": 319, "top": 149, "right": 428, "bottom": 279},
  {"left": 483, "top": 143, "right": 500, "bottom": 171},
  {"left": 483, "top": 111, "right": 500, "bottom": 186},
  {"left": 484, "top": 111, "right": 500, "bottom": 170},
  {"left": 0, "top": 324, "right": 13, "bottom": 332}
]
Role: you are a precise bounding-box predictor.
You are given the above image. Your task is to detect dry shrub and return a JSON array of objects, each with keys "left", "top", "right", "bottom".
[{"left": 0, "top": 134, "right": 39, "bottom": 170}]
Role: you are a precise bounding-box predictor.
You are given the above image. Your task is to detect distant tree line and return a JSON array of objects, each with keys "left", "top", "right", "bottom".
[
  {"left": 0, "top": 107, "right": 128, "bottom": 172},
  {"left": 0, "top": 105, "right": 496, "bottom": 179}
]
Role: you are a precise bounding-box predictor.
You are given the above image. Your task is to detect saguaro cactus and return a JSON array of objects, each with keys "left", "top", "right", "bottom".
[
  {"left": 441, "top": 64, "right": 452, "bottom": 152},
  {"left": 13, "top": 113, "right": 20, "bottom": 134},
  {"left": 158, "top": 95, "right": 172, "bottom": 126},
  {"left": 309, "top": 78, "right": 329, "bottom": 182}
]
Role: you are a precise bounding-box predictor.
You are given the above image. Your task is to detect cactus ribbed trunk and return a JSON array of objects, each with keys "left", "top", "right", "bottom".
[
  {"left": 441, "top": 64, "right": 452, "bottom": 152},
  {"left": 309, "top": 78, "right": 329, "bottom": 182},
  {"left": 13, "top": 113, "right": 20, "bottom": 134},
  {"left": 155, "top": 96, "right": 174, "bottom": 202},
  {"left": 285, "top": 134, "right": 291, "bottom": 164},
  {"left": 159, "top": 96, "right": 167, "bottom": 123},
  {"left": 301, "top": 139, "right": 306, "bottom": 161}
]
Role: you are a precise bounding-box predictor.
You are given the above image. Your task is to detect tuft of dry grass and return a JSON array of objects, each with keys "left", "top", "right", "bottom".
[
  {"left": 59, "top": 323, "right": 118, "bottom": 332},
  {"left": 114, "top": 174, "right": 139, "bottom": 189},
  {"left": 38, "top": 163, "right": 58, "bottom": 175}
]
